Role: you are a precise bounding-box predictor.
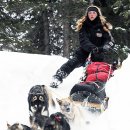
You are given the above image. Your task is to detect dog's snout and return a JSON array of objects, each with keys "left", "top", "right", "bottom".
[
  {"left": 66, "top": 107, "right": 70, "bottom": 112},
  {"left": 38, "top": 104, "right": 42, "bottom": 108},
  {"left": 34, "top": 105, "right": 37, "bottom": 109}
]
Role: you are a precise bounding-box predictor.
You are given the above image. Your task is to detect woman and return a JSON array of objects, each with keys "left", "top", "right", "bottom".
[{"left": 50, "top": 5, "right": 114, "bottom": 88}]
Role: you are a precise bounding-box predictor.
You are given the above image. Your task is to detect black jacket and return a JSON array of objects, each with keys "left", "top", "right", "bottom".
[{"left": 79, "top": 18, "right": 114, "bottom": 52}]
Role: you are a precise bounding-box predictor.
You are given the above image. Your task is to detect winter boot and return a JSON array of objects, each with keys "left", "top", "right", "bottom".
[{"left": 50, "top": 69, "right": 68, "bottom": 88}]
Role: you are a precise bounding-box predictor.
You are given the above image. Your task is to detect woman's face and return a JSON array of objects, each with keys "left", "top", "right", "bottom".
[{"left": 88, "top": 11, "right": 98, "bottom": 21}]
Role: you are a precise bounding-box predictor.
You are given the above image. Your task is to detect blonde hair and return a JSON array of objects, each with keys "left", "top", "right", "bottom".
[{"left": 76, "top": 5, "right": 113, "bottom": 32}]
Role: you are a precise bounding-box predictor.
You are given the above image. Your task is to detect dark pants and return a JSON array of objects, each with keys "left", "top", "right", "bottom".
[
  {"left": 54, "top": 48, "right": 89, "bottom": 81},
  {"left": 54, "top": 47, "right": 105, "bottom": 82}
]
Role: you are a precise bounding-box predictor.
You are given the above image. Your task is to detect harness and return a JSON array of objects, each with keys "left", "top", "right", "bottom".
[
  {"left": 52, "top": 113, "right": 69, "bottom": 123},
  {"left": 53, "top": 115, "right": 62, "bottom": 122}
]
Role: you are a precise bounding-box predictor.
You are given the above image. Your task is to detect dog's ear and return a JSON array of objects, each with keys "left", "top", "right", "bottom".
[
  {"left": 56, "top": 98, "right": 62, "bottom": 105},
  {"left": 68, "top": 96, "right": 73, "bottom": 102},
  {"left": 42, "top": 85, "right": 46, "bottom": 89},
  {"left": 7, "top": 123, "right": 11, "bottom": 128}
]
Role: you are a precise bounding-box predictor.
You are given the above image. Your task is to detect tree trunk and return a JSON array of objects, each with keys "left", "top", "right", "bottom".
[
  {"left": 62, "top": 0, "right": 71, "bottom": 58},
  {"left": 42, "top": 9, "right": 50, "bottom": 55}
]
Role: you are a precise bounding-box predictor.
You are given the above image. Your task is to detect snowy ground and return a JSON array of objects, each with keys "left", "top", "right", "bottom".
[{"left": 0, "top": 51, "right": 130, "bottom": 130}]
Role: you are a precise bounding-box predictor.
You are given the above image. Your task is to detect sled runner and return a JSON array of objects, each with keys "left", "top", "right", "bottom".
[
  {"left": 71, "top": 93, "right": 109, "bottom": 113},
  {"left": 81, "top": 97, "right": 109, "bottom": 113}
]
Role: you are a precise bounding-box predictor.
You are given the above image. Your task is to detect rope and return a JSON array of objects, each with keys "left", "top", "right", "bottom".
[{"left": 96, "top": 64, "right": 112, "bottom": 93}]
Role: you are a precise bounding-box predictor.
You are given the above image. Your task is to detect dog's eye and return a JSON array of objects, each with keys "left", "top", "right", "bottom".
[
  {"left": 39, "top": 96, "right": 44, "bottom": 101},
  {"left": 32, "top": 96, "right": 37, "bottom": 101},
  {"left": 68, "top": 103, "right": 70, "bottom": 106}
]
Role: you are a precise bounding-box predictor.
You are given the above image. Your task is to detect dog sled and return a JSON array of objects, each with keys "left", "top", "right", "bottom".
[
  {"left": 81, "top": 96, "right": 109, "bottom": 113},
  {"left": 70, "top": 50, "right": 121, "bottom": 114},
  {"left": 71, "top": 92, "right": 109, "bottom": 114},
  {"left": 70, "top": 50, "right": 121, "bottom": 113},
  {"left": 70, "top": 59, "right": 113, "bottom": 114}
]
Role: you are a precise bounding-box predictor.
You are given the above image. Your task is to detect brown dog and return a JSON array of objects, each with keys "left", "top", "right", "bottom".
[{"left": 56, "top": 97, "right": 87, "bottom": 129}]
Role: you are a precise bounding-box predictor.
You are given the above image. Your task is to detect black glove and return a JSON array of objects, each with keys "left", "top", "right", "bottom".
[
  {"left": 103, "top": 42, "right": 114, "bottom": 52},
  {"left": 103, "top": 44, "right": 111, "bottom": 52},
  {"left": 92, "top": 47, "right": 103, "bottom": 54}
]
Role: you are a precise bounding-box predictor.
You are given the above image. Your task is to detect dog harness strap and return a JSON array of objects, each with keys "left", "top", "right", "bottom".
[
  {"left": 54, "top": 115, "right": 61, "bottom": 122},
  {"left": 95, "top": 64, "right": 100, "bottom": 81}
]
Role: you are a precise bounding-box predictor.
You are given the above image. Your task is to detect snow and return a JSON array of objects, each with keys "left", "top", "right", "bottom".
[
  {"left": 115, "top": 27, "right": 126, "bottom": 32},
  {"left": 0, "top": 51, "right": 130, "bottom": 130}
]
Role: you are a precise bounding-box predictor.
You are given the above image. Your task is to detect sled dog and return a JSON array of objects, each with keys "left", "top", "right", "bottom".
[
  {"left": 44, "top": 112, "right": 70, "bottom": 130},
  {"left": 7, "top": 123, "right": 31, "bottom": 130},
  {"left": 28, "top": 85, "right": 55, "bottom": 130},
  {"left": 56, "top": 97, "right": 86, "bottom": 127}
]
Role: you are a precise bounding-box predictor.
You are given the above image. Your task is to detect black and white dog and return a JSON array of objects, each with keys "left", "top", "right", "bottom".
[
  {"left": 28, "top": 85, "right": 55, "bottom": 130},
  {"left": 7, "top": 123, "right": 31, "bottom": 130}
]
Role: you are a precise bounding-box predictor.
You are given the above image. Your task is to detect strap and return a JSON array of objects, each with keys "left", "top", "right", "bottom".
[{"left": 54, "top": 115, "right": 62, "bottom": 122}]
